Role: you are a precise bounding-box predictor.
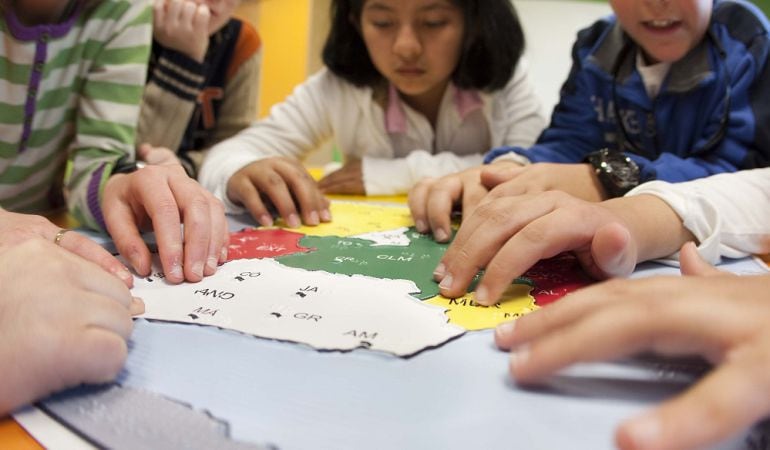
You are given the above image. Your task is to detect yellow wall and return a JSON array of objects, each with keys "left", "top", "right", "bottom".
[{"left": 236, "top": 0, "right": 329, "bottom": 118}]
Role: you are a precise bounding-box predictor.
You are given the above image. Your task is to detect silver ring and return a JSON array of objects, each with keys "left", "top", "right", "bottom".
[{"left": 53, "top": 228, "right": 72, "bottom": 246}]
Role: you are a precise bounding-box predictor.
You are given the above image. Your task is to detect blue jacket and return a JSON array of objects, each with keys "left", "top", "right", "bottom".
[{"left": 486, "top": 0, "right": 770, "bottom": 183}]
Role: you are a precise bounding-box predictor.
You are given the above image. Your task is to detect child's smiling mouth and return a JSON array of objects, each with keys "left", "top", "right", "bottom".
[{"left": 642, "top": 19, "right": 682, "bottom": 33}]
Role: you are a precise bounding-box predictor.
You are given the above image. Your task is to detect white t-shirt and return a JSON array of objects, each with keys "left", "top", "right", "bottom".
[{"left": 199, "top": 61, "right": 546, "bottom": 212}]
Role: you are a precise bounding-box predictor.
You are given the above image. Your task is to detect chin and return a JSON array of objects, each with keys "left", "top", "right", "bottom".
[{"left": 642, "top": 46, "right": 690, "bottom": 64}]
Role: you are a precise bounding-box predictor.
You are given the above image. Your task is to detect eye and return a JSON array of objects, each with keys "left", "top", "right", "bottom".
[
  {"left": 370, "top": 20, "right": 395, "bottom": 29},
  {"left": 423, "top": 19, "right": 449, "bottom": 28}
]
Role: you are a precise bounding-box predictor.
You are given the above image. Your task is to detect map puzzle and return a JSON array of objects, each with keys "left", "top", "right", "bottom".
[{"left": 133, "top": 202, "right": 592, "bottom": 356}]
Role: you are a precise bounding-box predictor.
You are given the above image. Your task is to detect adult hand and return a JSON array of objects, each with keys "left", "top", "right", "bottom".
[
  {"left": 226, "top": 156, "right": 331, "bottom": 228},
  {"left": 0, "top": 239, "right": 142, "bottom": 415},
  {"left": 137, "top": 143, "right": 181, "bottom": 166},
  {"left": 481, "top": 162, "right": 607, "bottom": 203},
  {"left": 102, "top": 163, "right": 228, "bottom": 284},
  {"left": 495, "top": 243, "right": 770, "bottom": 450},
  {"left": 408, "top": 163, "right": 517, "bottom": 243},
  {"left": 434, "top": 191, "right": 638, "bottom": 304},
  {"left": 317, "top": 159, "right": 364, "bottom": 195},
  {"left": 0, "top": 208, "right": 133, "bottom": 287},
  {"left": 153, "top": 0, "right": 210, "bottom": 62}
]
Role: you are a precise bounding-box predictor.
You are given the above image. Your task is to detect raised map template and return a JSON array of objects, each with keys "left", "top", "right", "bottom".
[{"left": 134, "top": 202, "right": 592, "bottom": 356}]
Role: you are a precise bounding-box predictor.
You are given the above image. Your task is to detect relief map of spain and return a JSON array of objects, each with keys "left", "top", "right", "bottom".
[{"left": 133, "top": 202, "right": 593, "bottom": 357}]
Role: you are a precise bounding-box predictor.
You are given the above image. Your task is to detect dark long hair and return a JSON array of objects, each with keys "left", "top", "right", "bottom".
[{"left": 322, "top": 0, "right": 525, "bottom": 91}]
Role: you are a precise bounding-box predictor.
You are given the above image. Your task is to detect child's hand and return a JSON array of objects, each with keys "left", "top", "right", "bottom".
[
  {"left": 0, "top": 240, "right": 140, "bottom": 415},
  {"left": 0, "top": 209, "right": 134, "bottom": 287},
  {"left": 153, "top": 0, "right": 211, "bottom": 62},
  {"left": 495, "top": 244, "right": 770, "bottom": 450},
  {"left": 102, "top": 164, "right": 228, "bottom": 284},
  {"left": 137, "top": 143, "right": 182, "bottom": 166},
  {"left": 409, "top": 164, "right": 502, "bottom": 243},
  {"left": 433, "top": 191, "right": 638, "bottom": 304},
  {"left": 481, "top": 162, "right": 607, "bottom": 202},
  {"left": 226, "top": 156, "right": 331, "bottom": 228},
  {"left": 317, "top": 160, "right": 364, "bottom": 195}
]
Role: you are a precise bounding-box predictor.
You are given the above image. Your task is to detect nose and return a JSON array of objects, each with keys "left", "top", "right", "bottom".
[{"left": 393, "top": 25, "right": 422, "bottom": 61}]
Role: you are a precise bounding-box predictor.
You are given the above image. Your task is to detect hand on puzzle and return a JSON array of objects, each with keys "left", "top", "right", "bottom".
[
  {"left": 102, "top": 162, "right": 228, "bottom": 284},
  {"left": 0, "top": 208, "right": 134, "bottom": 287},
  {"left": 153, "top": 0, "right": 211, "bottom": 62},
  {"left": 481, "top": 162, "right": 607, "bottom": 203},
  {"left": 226, "top": 156, "right": 332, "bottom": 228},
  {"left": 495, "top": 242, "right": 770, "bottom": 450},
  {"left": 409, "top": 162, "right": 521, "bottom": 243},
  {"left": 432, "top": 191, "right": 638, "bottom": 304},
  {"left": 0, "top": 240, "right": 142, "bottom": 415},
  {"left": 317, "top": 159, "right": 364, "bottom": 195}
]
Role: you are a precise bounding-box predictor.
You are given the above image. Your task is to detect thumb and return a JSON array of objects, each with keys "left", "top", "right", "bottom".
[
  {"left": 592, "top": 222, "right": 637, "bottom": 277},
  {"left": 575, "top": 222, "right": 637, "bottom": 279},
  {"left": 480, "top": 163, "right": 524, "bottom": 190},
  {"left": 137, "top": 143, "right": 154, "bottom": 161},
  {"left": 679, "top": 241, "right": 723, "bottom": 277}
]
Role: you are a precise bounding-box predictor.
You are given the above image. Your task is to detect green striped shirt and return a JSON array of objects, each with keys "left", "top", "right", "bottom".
[{"left": 0, "top": 0, "right": 151, "bottom": 230}]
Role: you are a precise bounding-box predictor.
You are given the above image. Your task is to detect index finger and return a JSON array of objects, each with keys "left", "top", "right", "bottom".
[
  {"left": 275, "top": 164, "right": 324, "bottom": 226},
  {"left": 131, "top": 169, "right": 185, "bottom": 283},
  {"left": 57, "top": 230, "right": 134, "bottom": 288},
  {"left": 425, "top": 176, "right": 465, "bottom": 243},
  {"left": 407, "top": 178, "right": 435, "bottom": 234}
]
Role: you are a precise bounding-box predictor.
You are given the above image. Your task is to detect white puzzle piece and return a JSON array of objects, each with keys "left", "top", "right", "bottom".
[{"left": 134, "top": 258, "right": 465, "bottom": 357}]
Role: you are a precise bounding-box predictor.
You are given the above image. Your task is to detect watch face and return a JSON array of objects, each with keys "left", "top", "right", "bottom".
[{"left": 604, "top": 154, "right": 640, "bottom": 188}]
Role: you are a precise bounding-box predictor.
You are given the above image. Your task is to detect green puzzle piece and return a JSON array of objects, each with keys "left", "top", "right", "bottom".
[{"left": 276, "top": 228, "right": 449, "bottom": 300}]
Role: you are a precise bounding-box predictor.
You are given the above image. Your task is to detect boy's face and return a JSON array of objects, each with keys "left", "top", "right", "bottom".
[
  {"left": 359, "top": 0, "right": 464, "bottom": 105},
  {"left": 610, "top": 0, "right": 712, "bottom": 64}
]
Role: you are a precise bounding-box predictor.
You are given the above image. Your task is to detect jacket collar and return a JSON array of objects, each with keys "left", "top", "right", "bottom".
[{"left": 588, "top": 22, "right": 716, "bottom": 93}]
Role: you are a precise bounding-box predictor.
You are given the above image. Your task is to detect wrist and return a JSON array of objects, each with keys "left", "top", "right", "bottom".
[{"left": 604, "top": 195, "right": 693, "bottom": 263}]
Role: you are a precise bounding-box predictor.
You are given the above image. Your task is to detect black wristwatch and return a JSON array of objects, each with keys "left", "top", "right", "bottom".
[{"left": 586, "top": 148, "right": 640, "bottom": 198}]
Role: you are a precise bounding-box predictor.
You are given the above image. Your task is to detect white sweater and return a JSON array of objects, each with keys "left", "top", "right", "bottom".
[
  {"left": 627, "top": 168, "right": 770, "bottom": 263},
  {"left": 199, "top": 62, "right": 546, "bottom": 212}
]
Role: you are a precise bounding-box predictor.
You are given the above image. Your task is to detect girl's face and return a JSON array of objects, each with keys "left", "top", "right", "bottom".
[
  {"left": 610, "top": 0, "right": 712, "bottom": 64},
  {"left": 359, "top": 0, "right": 464, "bottom": 105}
]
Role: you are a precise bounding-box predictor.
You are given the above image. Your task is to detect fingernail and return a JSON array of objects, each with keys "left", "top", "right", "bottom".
[
  {"left": 438, "top": 273, "right": 453, "bottom": 290},
  {"left": 433, "top": 263, "right": 446, "bottom": 279},
  {"left": 220, "top": 246, "right": 228, "bottom": 263},
  {"left": 509, "top": 345, "right": 530, "bottom": 371},
  {"left": 130, "top": 297, "right": 145, "bottom": 315},
  {"left": 624, "top": 415, "right": 661, "bottom": 449},
  {"left": 128, "top": 251, "right": 143, "bottom": 274},
  {"left": 435, "top": 228, "right": 449, "bottom": 242},
  {"left": 415, "top": 220, "right": 427, "bottom": 233},
  {"left": 168, "top": 261, "right": 183, "bottom": 279},
  {"left": 320, "top": 209, "right": 332, "bottom": 222},
  {"left": 259, "top": 214, "right": 273, "bottom": 227},
  {"left": 191, "top": 261, "right": 204, "bottom": 278},
  {"left": 495, "top": 320, "right": 516, "bottom": 340},
  {"left": 287, "top": 213, "right": 300, "bottom": 228},
  {"left": 475, "top": 285, "right": 490, "bottom": 305},
  {"left": 308, "top": 211, "right": 320, "bottom": 225},
  {"left": 116, "top": 268, "right": 133, "bottom": 284},
  {"left": 206, "top": 256, "right": 218, "bottom": 272}
]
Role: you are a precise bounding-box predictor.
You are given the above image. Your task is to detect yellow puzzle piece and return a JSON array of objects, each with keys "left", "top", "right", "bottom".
[{"left": 425, "top": 284, "right": 539, "bottom": 331}]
